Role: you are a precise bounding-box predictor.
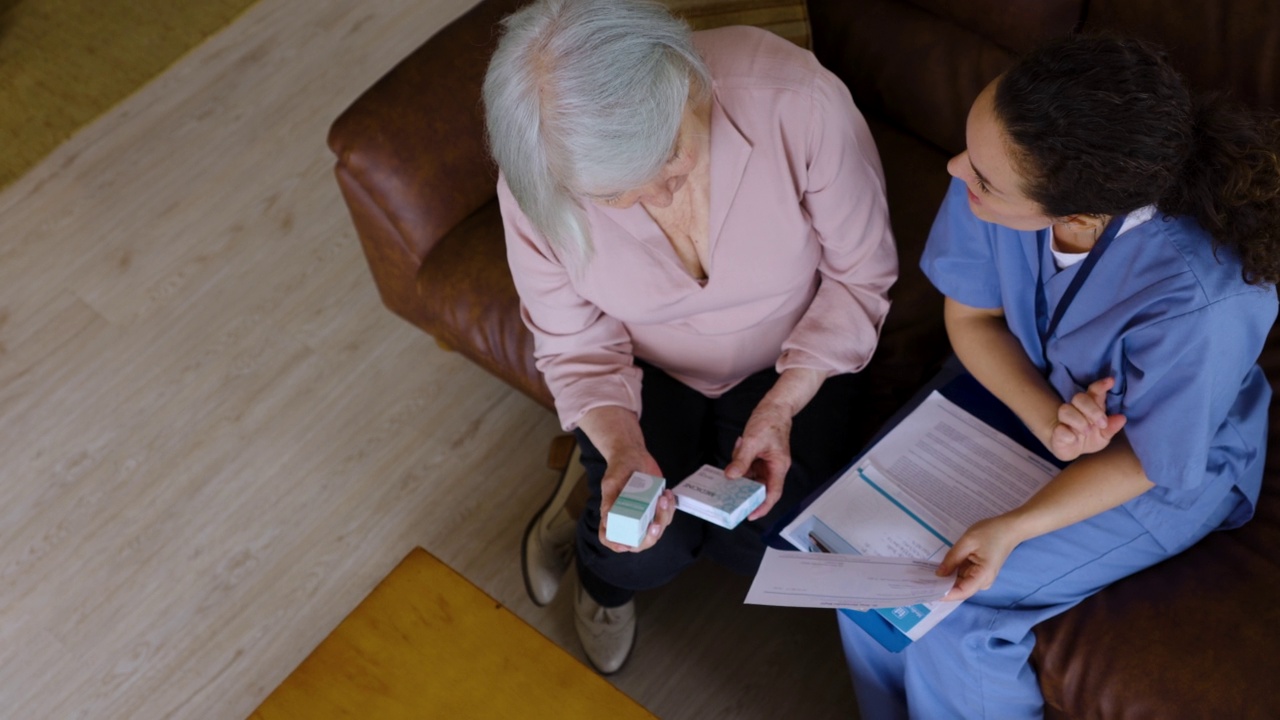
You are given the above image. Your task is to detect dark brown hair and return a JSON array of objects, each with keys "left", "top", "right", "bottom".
[{"left": 995, "top": 35, "right": 1280, "bottom": 285}]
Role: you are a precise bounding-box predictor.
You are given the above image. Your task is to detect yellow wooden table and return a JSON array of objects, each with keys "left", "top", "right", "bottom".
[{"left": 250, "top": 548, "right": 656, "bottom": 719}]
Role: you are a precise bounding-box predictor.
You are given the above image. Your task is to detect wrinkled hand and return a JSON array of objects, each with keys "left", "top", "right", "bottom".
[
  {"left": 1049, "top": 377, "right": 1127, "bottom": 462},
  {"left": 724, "top": 401, "right": 792, "bottom": 521},
  {"left": 598, "top": 447, "right": 676, "bottom": 553},
  {"left": 936, "top": 516, "right": 1021, "bottom": 602}
]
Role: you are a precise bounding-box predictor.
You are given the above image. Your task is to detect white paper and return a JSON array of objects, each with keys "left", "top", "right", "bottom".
[
  {"left": 759, "top": 391, "right": 1060, "bottom": 643},
  {"left": 781, "top": 392, "right": 1058, "bottom": 555},
  {"left": 745, "top": 547, "right": 953, "bottom": 610}
]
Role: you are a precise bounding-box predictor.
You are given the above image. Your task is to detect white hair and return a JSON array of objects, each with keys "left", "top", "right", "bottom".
[{"left": 483, "top": 0, "right": 711, "bottom": 262}]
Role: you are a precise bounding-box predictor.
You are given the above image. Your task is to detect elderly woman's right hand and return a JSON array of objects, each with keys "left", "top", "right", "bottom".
[
  {"left": 578, "top": 406, "right": 677, "bottom": 553},
  {"left": 598, "top": 447, "right": 676, "bottom": 553}
]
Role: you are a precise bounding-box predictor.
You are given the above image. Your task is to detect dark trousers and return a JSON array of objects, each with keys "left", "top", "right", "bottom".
[{"left": 574, "top": 360, "right": 863, "bottom": 607}]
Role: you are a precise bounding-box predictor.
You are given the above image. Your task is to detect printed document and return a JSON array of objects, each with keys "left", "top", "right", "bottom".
[
  {"left": 745, "top": 548, "right": 952, "bottom": 610},
  {"left": 749, "top": 391, "right": 1059, "bottom": 642}
]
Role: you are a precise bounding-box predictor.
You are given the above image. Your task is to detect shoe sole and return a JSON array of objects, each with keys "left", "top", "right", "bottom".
[{"left": 521, "top": 441, "right": 583, "bottom": 607}]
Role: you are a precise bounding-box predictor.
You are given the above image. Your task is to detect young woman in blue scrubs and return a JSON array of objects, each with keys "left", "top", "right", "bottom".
[{"left": 840, "top": 36, "right": 1280, "bottom": 718}]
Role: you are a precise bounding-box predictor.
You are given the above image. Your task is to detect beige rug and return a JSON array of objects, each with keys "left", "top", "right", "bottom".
[{"left": 0, "top": 0, "right": 261, "bottom": 188}]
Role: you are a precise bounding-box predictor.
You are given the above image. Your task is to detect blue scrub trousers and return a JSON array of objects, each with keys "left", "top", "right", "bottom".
[{"left": 838, "top": 486, "right": 1243, "bottom": 719}]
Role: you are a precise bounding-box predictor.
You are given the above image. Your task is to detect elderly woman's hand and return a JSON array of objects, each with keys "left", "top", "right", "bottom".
[
  {"left": 597, "top": 446, "right": 676, "bottom": 553},
  {"left": 725, "top": 367, "right": 828, "bottom": 521},
  {"left": 725, "top": 401, "right": 793, "bottom": 520},
  {"left": 579, "top": 405, "right": 678, "bottom": 553}
]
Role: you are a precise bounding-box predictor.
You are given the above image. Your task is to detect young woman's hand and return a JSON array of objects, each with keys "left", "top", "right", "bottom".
[
  {"left": 936, "top": 515, "right": 1023, "bottom": 602},
  {"left": 1049, "top": 377, "right": 1127, "bottom": 461},
  {"left": 597, "top": 445, "right": 676, "bottom": 553}
]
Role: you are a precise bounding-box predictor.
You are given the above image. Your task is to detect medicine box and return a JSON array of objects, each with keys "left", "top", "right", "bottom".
[
  {"left": 673, "top": 464, "right": 766, "bottom": 530},
  {"left": 605, "top": 471, "right": 666, "bottom": 547}
]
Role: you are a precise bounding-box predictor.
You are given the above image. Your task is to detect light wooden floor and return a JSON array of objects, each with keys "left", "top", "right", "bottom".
[{"left": 0, "top": 1, "right": 858, "bottom": 717}]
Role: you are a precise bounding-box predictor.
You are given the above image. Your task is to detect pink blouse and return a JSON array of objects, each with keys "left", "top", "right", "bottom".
[{"left": 499, "top": 26, "right": 898, "bottom": 431}]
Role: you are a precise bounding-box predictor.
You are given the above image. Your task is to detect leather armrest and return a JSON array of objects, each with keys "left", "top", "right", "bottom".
[{"left": 327, "top": 0, "right": 524, "bottom": 326}]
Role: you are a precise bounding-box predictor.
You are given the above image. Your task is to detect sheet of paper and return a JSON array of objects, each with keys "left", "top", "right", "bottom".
[
  {"left": 781, "top": 391, "right": 1058, "bottom": 552},
  {"left": 745, "top": 548, "right": 953, "bottom": 610},
  {"left": 767, "top": 391, "right": 1062, "bottom": 646},
  {"left": 861, "top": 391, "right": 1059, "bottom": 537}
]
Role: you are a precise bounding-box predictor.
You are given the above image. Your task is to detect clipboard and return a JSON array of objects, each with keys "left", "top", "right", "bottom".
[{"left": 764, "top": 364, "right": 1062, "bottom": 652}]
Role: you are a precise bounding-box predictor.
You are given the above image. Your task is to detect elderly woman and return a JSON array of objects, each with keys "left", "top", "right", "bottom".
[{"left": 484, "top": 0, "right": 897, "bottom": 674}]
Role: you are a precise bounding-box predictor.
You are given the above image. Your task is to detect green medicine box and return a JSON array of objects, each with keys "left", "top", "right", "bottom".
[{"left": 605, "top": 471, "right": 666, "bottom": 547}]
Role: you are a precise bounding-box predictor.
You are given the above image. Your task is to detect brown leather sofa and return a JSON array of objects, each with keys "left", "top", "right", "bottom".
[{"left": 328, "top": 0, "right": 1280, "bottom": 716}]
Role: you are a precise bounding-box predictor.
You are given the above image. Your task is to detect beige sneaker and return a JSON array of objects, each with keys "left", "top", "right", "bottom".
[
  {"left": 521, "top": 443, "right": 583, "bottom": 606},
  {"left": 572, "top": 571, "right": 636, "bottom": 675}
]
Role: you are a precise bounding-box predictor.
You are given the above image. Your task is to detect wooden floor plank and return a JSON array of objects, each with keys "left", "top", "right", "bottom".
[{"left": 0, "top": 1, "right": 860, "bottom": 718}]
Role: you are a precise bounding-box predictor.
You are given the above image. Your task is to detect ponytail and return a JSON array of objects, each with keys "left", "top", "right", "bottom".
[
  {"left": 996, "top": 34, "right": 1280, "bottom": 286},
  {"left": 1159, "top": 96, "right": 1280, "bottom": 286}
]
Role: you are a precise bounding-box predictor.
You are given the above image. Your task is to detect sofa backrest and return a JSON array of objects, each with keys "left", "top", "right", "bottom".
[
  {"left": 811, "top": 0, "right": 1280, "bottom": 152},
  {"left": 1084, "top": 0, "right": 1280, "bottom": 113},
  {"left": 665, "top": 0, "right": 812, "bottom": 48},
  {"left": 808, "top": 0, "right": 1084, "bottom": 154}
]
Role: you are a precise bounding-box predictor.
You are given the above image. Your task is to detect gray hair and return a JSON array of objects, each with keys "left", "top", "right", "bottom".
[{"left": 483, "top": 0, "right": 711, "bottom": 261}]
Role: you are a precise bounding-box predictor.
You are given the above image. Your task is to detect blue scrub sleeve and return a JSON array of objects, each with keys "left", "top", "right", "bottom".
[
  {"left": 920, "top": 178, "right": 1005, "bottom": 310},
  {"left": 1119, "top": 294, "right": 1271, "bottom": 490}
]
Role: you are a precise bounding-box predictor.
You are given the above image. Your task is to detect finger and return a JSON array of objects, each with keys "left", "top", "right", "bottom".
[
  {"left": 635, "top": 496, "right": 677, "bottom": 550},
  {"left": 1057, "top": 402, "right": 1092, "bottom": 434},
  {"left": 936, "top": 539, "right": 974, "bottom": 576},
  {"left": 942, "top": 567, "right": 987, "bottom": 602},
  {"left": 600, "top": 523, "right": 656, "bottom": 554},
  {"left": 942, "top": 579, "right": 976, "bottom": 602},
  {"left": 728, "top": 437, "right": 773, "bottom": 481},
  {"left": 636, "top": 520, "right": 664, "bottom": 551},
  {"left": 747, "top": 463, "right": 786, "bottom": 520},
  {"left": 1050, "top": 423, "right": 1083, "bottom": 459},
  {"left": 604, "top": 539, "right": 638, "bottom": 553},
  {"left": 770, "top": 456, "right": 792, "bottom": 484},
  {"left": 748, "top": 492, "right": 778, "bottom": 521},
  {"left": 724, "top": 437, "right": 750, "bottom": 478},
  {"left": 1051, "top": 423, "right": 1081, "bottom": 448},
  {"left": 654, "top": 491, "right": 676, "bottom": 526},
  {"left": 748, "top": 496, "right": 776, "bottom": 520},
  {"left": 620, "top": 491, "right": 677, "bottom": 552},
  {"left": 1087, "top": 376, "right": 1116, "bottom": 401},
  {"left": 1071, "top": 393, "right": 1108, "bottom": 429},
  {"left": 1102, "top": 413, "right": 1128, "bottom": 439}
]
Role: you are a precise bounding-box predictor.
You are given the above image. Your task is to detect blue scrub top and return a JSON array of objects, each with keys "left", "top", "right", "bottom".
[{"left": 922, "top": 178, "right": 1278, "bottom": 551}]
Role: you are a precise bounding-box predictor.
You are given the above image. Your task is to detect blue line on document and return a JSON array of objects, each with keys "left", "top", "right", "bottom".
[{"left": 856, "top": 469, "right": 953, "bottom": 547}]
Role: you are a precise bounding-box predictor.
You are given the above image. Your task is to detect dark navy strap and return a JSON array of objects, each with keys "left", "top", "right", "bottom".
[{"left": 1036, "top": 217, "right": 1122, "bottom": 360}]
